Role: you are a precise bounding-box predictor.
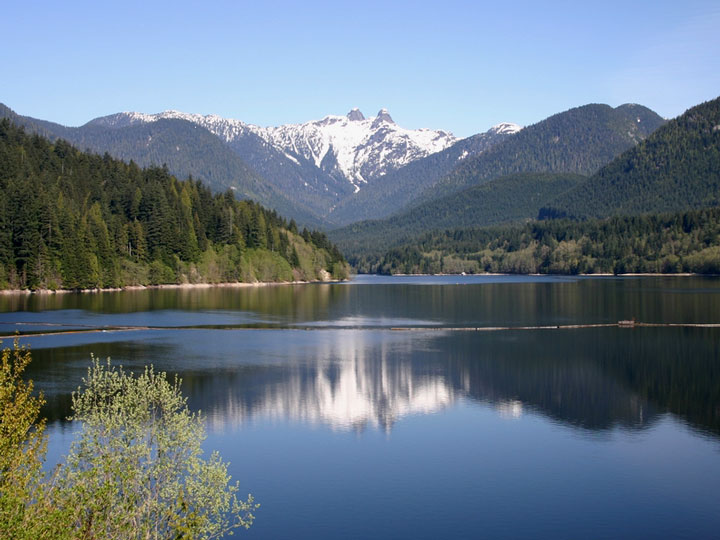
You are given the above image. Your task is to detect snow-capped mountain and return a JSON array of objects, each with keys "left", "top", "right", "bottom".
[
  {"left": 329, "top": 119, "right": 524, "bottom": 224},
  {"left": 93, "top": 108, "right": 458, "bottom": 193},
  {"left": 251, "top": 108, "right": 457, "bottom": 192},
  {"left": 87, "top": 109, "right": 257, "bottom": 143}
]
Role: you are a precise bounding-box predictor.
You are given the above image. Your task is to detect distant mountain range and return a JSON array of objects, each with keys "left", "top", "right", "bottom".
[
  {"left": 90, "top": 107, "right": 458, "bottom": 191},
  {"left": 414, "top": 103, "right": 665, "bottom": 204},
  {"left": 330, "top": 122, "right": 521, "bottom": 224},
  {"left": 0, "top": 100, "right": 668, "bottom": 235},
  {"left": 5, "top": 93, "right": 719, "bottom": 280},
  {"left": 1, "top": 104, "right": 478, "bottom": 227}
]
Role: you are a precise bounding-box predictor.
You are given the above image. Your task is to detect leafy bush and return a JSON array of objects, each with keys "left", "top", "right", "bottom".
[{"left": 0, "top": 344, "right": 258, "bottom": 539}]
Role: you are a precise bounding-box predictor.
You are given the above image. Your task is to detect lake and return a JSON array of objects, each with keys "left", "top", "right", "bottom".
[{"left": 2, "top": 275, "right": 720, "bottom": 539}]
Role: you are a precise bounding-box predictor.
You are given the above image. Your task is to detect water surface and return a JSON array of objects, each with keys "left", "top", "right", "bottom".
[{"left": 3, "top": 275, "right": 719, "bottom": 539}]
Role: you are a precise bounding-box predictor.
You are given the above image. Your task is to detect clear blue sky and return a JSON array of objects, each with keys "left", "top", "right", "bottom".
[{"left": 2, "top": 0, "right": 718, "bottom": 137}]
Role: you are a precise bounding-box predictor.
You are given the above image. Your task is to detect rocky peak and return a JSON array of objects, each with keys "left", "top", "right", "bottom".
[
  {"left": 347, "top": 108, "right": 365, "bottom": 121},
  {"left": 375, "top": 108, "right": 394, "bottom": 124}
]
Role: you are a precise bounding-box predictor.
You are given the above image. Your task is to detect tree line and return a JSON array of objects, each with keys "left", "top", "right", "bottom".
[
  {"left": 330, "top": 173, "right": 585, "bottom": 260},
  {"left": 0, "top": 119, "right": 348, "bottom": 290},
  {"left": 348, "top": 98, "right": 720, "bottom": 276},
  {"left": 352, "top": 207, "right": 720, "bottom": 275}
]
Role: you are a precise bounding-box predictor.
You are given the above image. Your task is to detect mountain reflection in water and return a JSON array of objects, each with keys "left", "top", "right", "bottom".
[
  {"left": 190, "top": 329, "right": 669, "bottom": 435},
  {"left": 28, "top": 324, "right": 718, "bottom": 439}
]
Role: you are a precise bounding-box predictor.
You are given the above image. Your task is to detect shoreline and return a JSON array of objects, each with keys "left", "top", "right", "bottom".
[
  {"left": 0, "top": 279, "right": 347, "bottom": 296},
  {"left": 0, "top": 272, "right": 712, "bottom": 295},
  {"left": 386, "top": 272, "right": 703, "bottom": 277}
]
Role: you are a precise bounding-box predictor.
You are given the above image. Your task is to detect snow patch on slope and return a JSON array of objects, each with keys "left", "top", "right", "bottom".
[{"left": 488, "top": 122, "right": 523, "bottom": 135}]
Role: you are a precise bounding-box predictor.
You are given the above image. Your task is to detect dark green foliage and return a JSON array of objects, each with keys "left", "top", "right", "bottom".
[
  {"left": 331, "top": 173, "right": 586, "bottom": 260},
  {"left": 343, "top": 99, "right": 720, "bottom": 274},
  {"left": 416, "top": 103, "right": 665, "bottom": 204},
  {"left": 545, "top": 97, "right": 720, "bottom": 218},
  {"left": 355, "top": 208, "right": 720, "bottom": 276},
  {"left": 0, "top": 120, "right": 347, "bottom": 290},
  {"left": 331, "top": 104, "right": 664, "bottom": 262},
  {"left": 352, "top": 98, "right": 720, "bottom": 274}
]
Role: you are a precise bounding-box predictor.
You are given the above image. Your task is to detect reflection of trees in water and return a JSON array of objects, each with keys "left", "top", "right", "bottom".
[
  {"left": 596, "top": 327, "right": 720, "bottom": 437},
  {"left": 0, "top": 284, "right": 341, "bottom": 321},
  {"left": 440, "top": 327, "right": 720, "bottom": 437},
  {"left": 441, "top": 331, "right": 658, "bottom": 432},
  {"left": 6, "top": 275, "right": 720, "bottom": 329}
]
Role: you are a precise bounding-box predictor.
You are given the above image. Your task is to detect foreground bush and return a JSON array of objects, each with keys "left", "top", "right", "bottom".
[
  {"left": 0, "top": 344, "right": 257, "bottom": 539},
  {"left": 0, "top": 342, "right": 48, "bottom": 538}
]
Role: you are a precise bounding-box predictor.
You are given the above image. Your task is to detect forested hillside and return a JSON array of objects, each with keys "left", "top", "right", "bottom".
[
  {"left": 0, "top": 120, "right": 348, "bottom": 290},
  {"left": 415, "top": 103, "right": 664, "bottom": 204},
  {"left": 356, "top": 207, "right": 720, "bottom": 276},
  {"left": 331, "top": 173, "right": 585, "bottom": 259},
  {"left": 330, "top": 104, "right": 666, "bottom": 261},
  {"left": 543, "top": 97, "right": 720, "bottom": 218}
]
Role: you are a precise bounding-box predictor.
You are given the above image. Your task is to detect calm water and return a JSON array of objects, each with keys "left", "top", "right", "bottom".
[{"left": 2, "top": 275, "right": 720, "bottom": 539}]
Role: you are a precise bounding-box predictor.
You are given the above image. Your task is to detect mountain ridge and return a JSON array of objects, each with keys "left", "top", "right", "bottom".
[
  {"left": 2, "top": 103, "right": 486, "bottom": 226},
  {"left": 329, "top": 103, "right": 666, "bottom": 254},
  {"left": 350, "top": 96, "right": 720, "bottom": 276},
  {"left": 543, "top": 96, "right": 720, "bottom": 218},
  {"left": 92, "top": 107, "right": 460, "bottom": 192},
  {"left": 0, "top": 101, "right": 666, "bottom": 233},
  {"left": 411, "top": 103, "right": 665, "bottom": 206}
]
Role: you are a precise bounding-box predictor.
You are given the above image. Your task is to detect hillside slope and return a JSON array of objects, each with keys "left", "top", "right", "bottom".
[
  {"left": 362, "top": 207, "right": 720, "bottom": 275},
  {"left": 414, "top": 103, "right": 665, "bottom": 206},
  {"left": 544, "top": 96, "right": 720, "bottom": 218},
  {"left": 331, "top": 173, "right": 585, "bottom": 258},
  {"left": 0, "top": 104, "right": 326, "bottom": 227}
]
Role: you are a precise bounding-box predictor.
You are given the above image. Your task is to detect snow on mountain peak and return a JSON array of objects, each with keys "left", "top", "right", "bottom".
[
  {"left": 489, "top": 122, "right": 522, "bottom": 135},
  {"left": 250, "top": 109, "right": 456, "bottom": 190}
]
